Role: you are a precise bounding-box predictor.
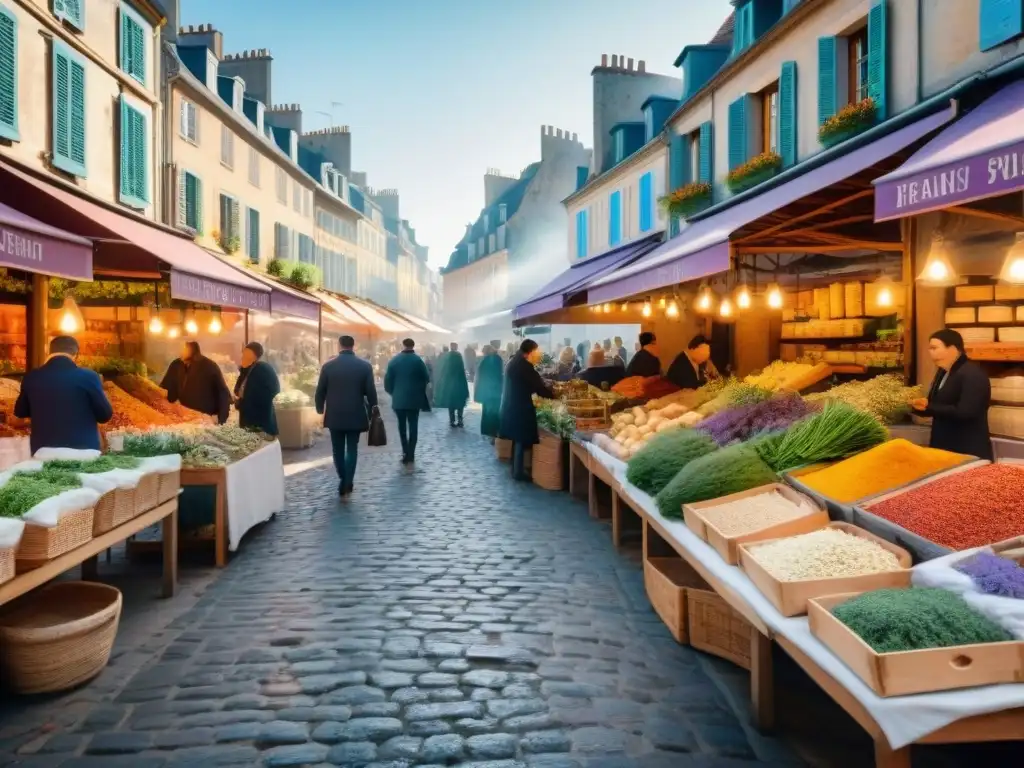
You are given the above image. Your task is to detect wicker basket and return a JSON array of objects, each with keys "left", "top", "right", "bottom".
[
  {"left": 643, "top": 557, "right": 711, "bottom": 644},
  {"left": 91, "top": 489, "right": 136, "bottom": 536},
  {"left": 532, "top": 431, "right": 565, "bottom": 491},
  {"left": 0, "top": 582, "right": 122, "bottom": 694},
  {"left": 16, "top": 507, "right": 95, "bottom": 571},
  {"left": 156, "top": 470, "right": 181, "bottom": 504},
  {"left": 687, "top": 587, "right": 753, "bottom": 669},
  {"left": 0, "top": 547, "right": 14, "bottom": 586},
  {"left": 496, "top": 438, "right": 512, "bottom": 461},
  {"left": 133, "top": 473, "right": 161, "bottom": 516}
]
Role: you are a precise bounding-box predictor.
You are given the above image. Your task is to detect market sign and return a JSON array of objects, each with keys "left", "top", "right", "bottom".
[
  {"left": 0, "top": 223, "right": 93, "bottom": 282},
  {"left": 170, "top": 269, "right": 270, "bottom": 312},
  {"left": 270, "top": 288, "right": 321, "bottom": 321}
]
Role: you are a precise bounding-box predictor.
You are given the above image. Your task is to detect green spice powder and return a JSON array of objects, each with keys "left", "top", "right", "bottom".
[{"left": 832, "top": 588, "right": 1012, "bottom": 653}]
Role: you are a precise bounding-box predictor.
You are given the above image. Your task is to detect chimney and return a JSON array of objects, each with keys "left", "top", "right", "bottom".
[
  {"left": 177, "top": 22, "right": 223, "bottom": 60},
  {"left": 483, "top": 168, "right": 518, "bottom": 207}
]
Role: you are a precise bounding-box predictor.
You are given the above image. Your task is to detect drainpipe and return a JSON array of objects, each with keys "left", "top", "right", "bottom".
[
  {"left": 916, "top": 0, "right": 924, "bottom": 103},
  {"left": 162, "top": 42, "right": 179, "bottom": 229}
]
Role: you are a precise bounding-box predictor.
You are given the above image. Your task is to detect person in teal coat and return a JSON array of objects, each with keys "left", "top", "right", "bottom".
[
  {"left": 384, "top": 338, "right": 431, "bottom": 463},
  {"left": 433, "top": 342, "right": 470, "bottom": 427},
  {"left": 474, "top": 345, "right": 504, "bottom": 440}
]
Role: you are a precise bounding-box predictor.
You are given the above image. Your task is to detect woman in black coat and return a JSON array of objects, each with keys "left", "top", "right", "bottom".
[
  {"left": 234, "top": 342, "right": 281, "bottom": 436},
  {"left": 499, "top": 339, "right": 554, "bottom": 481},
  {"left": 912, "top": 329, "right": 992, "bottom": 460}
]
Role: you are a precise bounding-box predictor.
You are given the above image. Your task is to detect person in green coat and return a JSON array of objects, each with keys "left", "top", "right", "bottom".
[
  {"left": 474, "top": 345, "right": 504, "bottom": 440},
  {"left": 433, "top": 342, "right": 470, "bottom": 427},
  {"left": 384, "top": 338, "right": 431, "bottom": 464}
]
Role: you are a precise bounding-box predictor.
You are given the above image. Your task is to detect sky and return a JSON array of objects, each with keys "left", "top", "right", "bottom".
[{"left": 180, "top": 0, "right": 733, "bottom": 269}]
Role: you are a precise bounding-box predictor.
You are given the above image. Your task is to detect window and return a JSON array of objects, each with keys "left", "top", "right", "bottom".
[
  {"left": 689, "top": 129, "right": 701, "bottom": 180},
  {"left": 303, "top": 190, "right": 311, "bottom": 217},
  {"left": 639, "top": 172, "right": 653, "bottom": 233},
  {"left": 609, "top": 191, "right": 622, "bottom": 247},
  {"left": 298, "top": 233, "right": 314, "bottom": 263},
  {"left": 178, "top": 171, "right": 202, "bottom": 232},
  {"left": 52, "top": 42, "right": 87, "bottom": 177},
  {"left": 274, "top": 222, "right": 291, "bottom": 259},
  {"left": 53, "top": 0, "right": 84, "bottom": 31},
  {"left": 221, "top": 125, "right": 234, "bottom": 168},
  {"left": 179, "top": 99, "right": 198, "bottom": 143},
  {"left": 760, "top": 81, "right": 779, "bottom": 154},
  {"left": 119, "top": 5, "right": 147, "bottom": 85},
  {"left": 219, "top": 193, "right": 240, "bottom": 246},
  {"left": 0, "top": 5, "right": 19, "bottom": 141},
  {"left": 276, "top": 167, "right": 287, "bottom": 204},
  {"left": 245, "top": 207, "right": 260, "bottom": 262},
  {"left": 848, "top": 27, "right": 869, "bottom": 104},
  {"left": 292, "top": 182, "right": 301, "bottom": 212},
  {"left": 248, "top": 147, "right": 259, "bottom": 186}
]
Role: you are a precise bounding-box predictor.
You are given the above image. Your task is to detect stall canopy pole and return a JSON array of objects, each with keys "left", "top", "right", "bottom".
[
  {"left": 244, "top": 310, "right": 249, "bottom": 346},
  {"left": 28, "top": 274, "right": 49, "bottom": 371},
  {"left": 903, "top": 217, "right": 916, "bottom": 385},
  {"left": 317, "top": 305, "right": 323, "bottom": 366}
]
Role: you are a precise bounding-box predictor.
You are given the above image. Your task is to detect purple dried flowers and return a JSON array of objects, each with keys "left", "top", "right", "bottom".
[
  {"left": 696, "top": 394, "right": 816, "bottom": 447},
  {"left": 954, "top": 552, "right": 1024, "bottom": 600}
]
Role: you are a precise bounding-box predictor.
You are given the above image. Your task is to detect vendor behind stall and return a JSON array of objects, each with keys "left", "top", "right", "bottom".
[
  {"left": 234, "top": 342, "right": 281, "bottom": 435},
  {"left": 912, "top": 328, "right": 992, "bottom": 460},
  {"left": 161, "top": 341, "right": 232, "bottom": 425},
  {"left": 577, "top": 348, "right": 625, "bottom": 390},
  {"left": 666, "top": 335, "right": 719, "bottom": 390},
  {"left": 625, "top": 332, "right": 661, "bottom": 377}
]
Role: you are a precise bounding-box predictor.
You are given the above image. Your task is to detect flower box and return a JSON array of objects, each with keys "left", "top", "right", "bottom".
[
  {"left": 819, "top": 98, "right": 877, "bottom": 148},
  {"left": 726, "top": 152, "right": 782, "bottom": 194},
  {"left": 659, "top": 183, "right": 712, "bottom": 220}
]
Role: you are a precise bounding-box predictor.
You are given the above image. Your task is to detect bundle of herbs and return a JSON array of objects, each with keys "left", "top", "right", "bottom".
[
  {"left": 536, "top": 402, "right": 576, "bottom": 439},
  {"left": 42, "top": 456, "right": 142, "bottom": 474},
  {"left": 625, "top": 429, "right": 718, "bottom": 496},
  {"left": 0, "top": 473, "right": 82, "bottom": 519},
  {"left": 754, "top": 402, "right": 888, "bottom": 473},
  {"left": 654, "top": 440, "right": 777, "bottom": 518},
  {"left": 696, "top": 394, "right": 816, "bottom": 447},
  {"left": 119, "top": 432, "right": 196, "bottom": 458}
]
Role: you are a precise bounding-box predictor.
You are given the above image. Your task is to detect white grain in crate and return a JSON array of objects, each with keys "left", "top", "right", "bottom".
[
  {"left": 844, "top": 282, "right": 864, "bottom": 318},
  {"left": 944, "top": 306, "right": 976, "bottom": 324},
  {"left": 828, "top": 283, "right": 845, "bottom": 319},
  {"left": 999, "top": 327, "right": 1024, "bottom": 343},
  {"left": 955, "top": 284, "right": 995, "bottom": 302},
  {"left": 979, "top": 305, "right": 1014, "bottom": 323},
  {"left": 959, "top": 326, "right": 996, "bottom": 343}
]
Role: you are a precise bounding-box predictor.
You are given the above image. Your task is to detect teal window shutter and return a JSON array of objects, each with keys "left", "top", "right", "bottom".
[
  {"left": 609, "top": 191, "right": 622, "bottom": 247},
  {"left": 779, "top": 61, "right": 798, "bottom": 167},
  {"left": 732, "top": 5, "right": 745, "bottom": 56},
  {"left": 639, "top": 172, "right": 653, "bottom": 233},
  {"left": 669, "top": 133, "right": 688, "bottom": 190},
  {"left": 698, "top": 121, "right": 713, "bottom": 183},
  {"left": 179, "top": 172, "right": 201, "bottom": 231},
  {"left": 120, "top": 6, "right": 146, "bottom": 85},
  {"left": 0, "top": 5, "right": 18, "bottom": 142},
  {"left": 119, "top": 97, "right": 148, "bottom": 207},
  {"left": 247, "top": 208, "right": 260, "bottom": 263},
  {"left": 867, "top": 0, "right": 888, "bottom": 120},
  {"left": 53, "top": 0, "right": 84, "bottom": 31},
  {"left": 981, "top": 0, "right": 1024, "bottom": 50},
  {"left": 817, "top": 37, "right": 838, "bottom": 126},
  {"left": 576, "top": 210, "right": 588, "bottom": 259},
  {"left": 728, "top": 96, "right": 749, "bottom": 171},
  {"left": 52, "top": 42, "right": 86, "bottom": 178}
]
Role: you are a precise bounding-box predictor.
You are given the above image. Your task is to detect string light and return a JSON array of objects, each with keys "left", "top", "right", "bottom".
[
  {"left": 1000, "top": 233, "right": 1024, "bottom": 284},
  {"left": 917, "top": 233, "right": 959, "bottom": 286},
  {"left": 602, "top": 303, "right": 612, "bottom": 314},
  {"left": 874, "top": 275, "right": 895, "bottom": 308},
  {"left": 148, "top": 314, "right": 164, "bottom": 334},
  {"left": 735, "top": 284, "right": 751, "bottom": 310},
  {"left": 184, "top": 315, "right": 199, "bottom": 335},
  {"left": 208, "top": 313, "right": 223, "bottom": 334},
  {"left": 641, "top": 301, "right": 652, "bottom": 318},
  {"left": 58, "top": 296, "right": 83, "bottom": 334},
  {"left": 766, "top": 283, "right": 784, "bottom": 309},
  {"left": 167, "top": 326, "right": 181, "bottom": 339},
  {"left": 620, "top": 302, "right": 628, "bottom": 312},
  {"left": 658, "top": 296, "right": 667, "bottom": 310},
  {"left": 666, "top": 300, "right": 679, "bottom": 318},
  {"left": 696, "top": 283, "right": 713, "bottom": 313},
  {"left": 719, "top": 297, "right": 734, "bottom": 318}
]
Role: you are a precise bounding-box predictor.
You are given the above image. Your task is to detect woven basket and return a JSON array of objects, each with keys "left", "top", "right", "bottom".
[
  {"left": 0, "top": 547, "right": 14, "bottom": 586},
  {"left": 17, "top": 507, "right": 95, "bottom": 571},
  {"left": 156, "top": 470, "right": 181, "bottom": 504},
  {"left": 91, "top": 489, "right": 135, "bottom": 536},
  {"left": 0, "top": 582, "right": 122, "bottom": 694},
  {"left": 687, "top": 587, "right": 753, "bottom": 669},
  {"left": 133, "top": 473, "right": 160, "bottom": 516},
  {"left": 532, "top": 431, "right": 565, "bottom": 491}
]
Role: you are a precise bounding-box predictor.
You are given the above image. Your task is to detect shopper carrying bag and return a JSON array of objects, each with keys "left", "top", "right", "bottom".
[{"left": 367, "top": 405, "right": 387, "bottom": 447}]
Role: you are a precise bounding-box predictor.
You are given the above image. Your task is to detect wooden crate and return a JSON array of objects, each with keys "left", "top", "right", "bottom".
[
  {"left": 496, "top": 438, "right": 512, "bottom": 461},
  {"left": 684, "top": 484, "right": 829, "bottom": 566},
  {"left": 808, "top": 592, "right": 1024, "bottom": 697},
  {"left": 738, "top": 522, "right": 912, "bottom": 618},
  {"left": 688, "top": 587, "right": 753, "bottom": 670},
  {"left": 566, "top": 399, "right": 610, "bottom": 431},
  {"left": 643, "top": 556, "right": 709, "bottom": 644}
]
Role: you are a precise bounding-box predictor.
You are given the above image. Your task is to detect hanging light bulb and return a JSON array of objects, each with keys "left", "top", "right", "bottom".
[
  {"left": 766, "top": 282, "right": 784, "bottom": 309},
  {"left": 873, "top": 275, "right": 895, "bottom": 308},
  {"left": 167, "top": 325, "right": 181, "bottom": 340},
  {"left": 917, "top": 233, "right": 959, "bottom": 286},
  {"left": 719, "top": 297, "right": 734, "bottom": 318},
  {"left": 58, "top": 295, "right": 83, "bottom": 334},
  {"left": 620, "top": 302, "right": 628, "bottom": 312},
  {"left": 1000, "top": 233, "right": 1024, "bottom": 284},
  {"left": 602, "top": 303, "right": 612, "bottom": 314},
  {"left": 735, "top": 284, "right": 751, "bottom": 310},
  {"left": 658, "top": 296, "right": 667, "bottom": 310},
  {"left": 208, "top": 312, "right": 223, "bottom": 334},
  {"left": 695, "top": 283, "right": 713, "bottom": 313},
  {"left": 184, "top": 312, "right": 199, "bottom": 335},
  {"left": 666, "top": 299, "right": 680, "bottom": 319},
  {"left": 641, "top": 300, "right": 652, "bottom": 318},
  {"left": 148, "top": 313, "right": 164, "bottom": 335}
]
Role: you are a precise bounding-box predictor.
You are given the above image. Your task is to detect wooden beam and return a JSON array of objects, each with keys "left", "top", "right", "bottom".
[
  {"left": 736, "top": 241, "right": 904, "bottom": 254},
  {"left": 734, "top": 189, "right": 874, "bottom": 244},
  {"left": 945, "top": 205, "right": 1024, "bottom": 229},
  {"left": 774, "top": 214, "right": 876, "bottom": 238}
]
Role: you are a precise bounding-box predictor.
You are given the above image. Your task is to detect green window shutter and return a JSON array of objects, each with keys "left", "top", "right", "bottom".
[
  {"left": 177, "top": 170, "right": 186, "bottom": 227},
  {"left": 817, "top": 37, "right": 838, "bottom": 126},
  {"left": 120, "top": 8, "right": 146, "bottom": 85},
  {"left": 247, "top": 208, "right": 259, "bottom": 262},
  {"left": 54, "top": 0, "right": 84, "bottom": 31},
  {"left": 181, "top": 172, "right": 200, "bottom": 231},
  {"left": 669, "top": 133, "right": 688, "bottom": 189},
  {"left": 980, "top": 0, "right": 1024, "bottom": 51},
  {"left": 52, "top": 43, "right": 86, "bottom": 177},
  {"left": 193, "top": 175, "right": 202, "bottom": 232},
  {"left": 728, "top": 96, "right": 749, "bottom": 171},
  {"left": 231, "top": 200, "right": 240, "bottom": 241},
  {"left": 0, "top": 6, "right": 18, "bottom": 142},
  {"left": 698, "top": 121, "right": 713, "bottom": 183},
  {"left": 779, "top": 61, "right": 798, "bottom": 168},
  {"left": 119, "top": 98, "right": 147, "bottom": 206},
  {"left": 867, "top": 0, "right": 889, "bottom": 120}
]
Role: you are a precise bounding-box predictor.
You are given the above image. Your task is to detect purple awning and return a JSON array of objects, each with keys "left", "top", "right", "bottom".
[
  {"left": 514, "top": 232, "right": 663, "bottom": 321},
  {"left": 875, "top": 81, "right": 1024, "bottom": 221},
  {"left": 0, "top": 201, "right": 93, "bottom": 281},
  {"left": 589, "top": 106, "right": 957, "bottom": 304}
]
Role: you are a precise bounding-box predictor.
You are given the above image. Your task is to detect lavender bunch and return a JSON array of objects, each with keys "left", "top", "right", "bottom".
[
  {"left": 954, "top": 553, "right": 1024, "bottom": 600},
  {"left": 696, "top": 394, "right": 816, "bottom": 447}
]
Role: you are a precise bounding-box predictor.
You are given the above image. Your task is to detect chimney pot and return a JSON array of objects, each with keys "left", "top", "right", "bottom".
[
  {"left": 611, "top": 54, "right": 618, "bottom": 68},
  {"left": 627, "top": 57, "right": 634, "bottom": 71},
  {"left": 638, "top": 60, "right": 646, "bottom": 73},
  {"left": 601, "top": 53, "right": 608, "bottom": 66}
]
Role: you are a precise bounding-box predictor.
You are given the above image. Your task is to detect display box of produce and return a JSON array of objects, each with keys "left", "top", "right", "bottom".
[
  {"left": 738, "top": 523, "right": 912, "bottom": 617},
  {"left": 808, "top": 591, "right": 1024, "bottom": 697},
  {"left": 682, "top": 484, "right": 829, "bottom": 565},
  {"left": 854, "top": 460, "right": 993, "bottom": 562}
]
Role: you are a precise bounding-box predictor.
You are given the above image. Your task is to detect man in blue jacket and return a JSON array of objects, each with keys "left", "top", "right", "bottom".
[
  {"left": 315, "top": 335, "right": 378, "bottom": 498},
  {"left": 384, "top": 338, "right": 430, "bottom": 464},
  {"left": 15, "top": 335, "right": 113, "bottom": 453}
]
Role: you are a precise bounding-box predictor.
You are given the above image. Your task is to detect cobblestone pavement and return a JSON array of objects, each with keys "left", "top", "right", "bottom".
[{"left": 0, "top": 401, "right": 1010, "bottom": 767}]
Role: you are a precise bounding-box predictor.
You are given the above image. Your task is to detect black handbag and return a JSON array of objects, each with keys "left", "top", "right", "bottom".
[{"left": 367, "top": 405, "right": 387, "bottom": 447}]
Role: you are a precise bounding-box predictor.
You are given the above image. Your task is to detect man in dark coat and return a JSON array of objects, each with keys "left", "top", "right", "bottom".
[
  {"left": 384, "top": 338, "right": 430, "bottom": 464},
  {"left": 464, "top": 344, "right": 478, "bottom": 383},
  {"left": 499, "top": 339, "right": 555, "bottom": 481},
  {"left": 625, "top": 332, "right": 662, "bottom": 378},
  {"left": 15, "top": 335, "right": 113, "bottom": 453},
  {"left": 434, "top": 342, "right": 470, "bottom": 427},
  {"left": 578, "top": 348, "right": 625, "bottom": 390},
  {"left": 912, "top": 328, "right": 993, "bottom": 460},
  {"left": 234, "top": 342, "right": 281, "bottom": 436},
  {"left": 474, "top": 345, "right": 504, "bottom": 441},
  {"left": 315, "top": 335, "right": 379, "bottom": 497},
  {"left": 666, "top": 334, "right": 713, "bottom": 390},
  {"left": 161, "top": 341, "right": 232, "bottom": 424}
]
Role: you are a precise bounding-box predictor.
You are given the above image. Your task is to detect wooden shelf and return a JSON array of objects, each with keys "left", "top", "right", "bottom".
[{"left": 965, "top": 342, "right": 1024, "bottom": 362}]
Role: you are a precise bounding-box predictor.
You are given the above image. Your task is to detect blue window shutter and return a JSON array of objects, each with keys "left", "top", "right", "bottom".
[
  {"left": 0, "top": 6, "right": 18, "bottom": 142},
  {"left": 119, "top": 98, "right": 147, "bottom": 206},
  {"left": 120, "top": 8, "right": 146, "bottom": 85},
  {"left": 728, "top": 96, "right": 748, "bottom": 171},
  {"left": 609, "top": 191, "right": 622, "bottom": 247},
  {"left": 817, "top": 37, "right": 838, "bottom": 126},
  {"left": 698, "top": 121, "right": 713, "bottom": 183},
  {"left": 732, "top": 5, "right": 746, "bottom": 56},
  {"left": 669, "top": 133, "right": 687, "bottom": 190},
  {"left": 183, "top": 173, "right": 201, "bottom": 231},
  {"left": 980, "top": 0, "right": 1024, "bottom": 51},
  {"left": 779, "top": 61, "right": 798, "bottom": 168},
  {"left": 576, "top": 210, "right": 588, "bottom": 258},
  {"left": 743, "top": 2, "right": 755, "bottom": 46},
  {"left": 52, "top": 43, "right": 86, "bottom": 177},
  {"left": 867, "top": 0, "right": 888, "bottom": 120},
  {"left": 783, "top": 0, "right": 801, "bottom": 13},
  {"left": 639, "top": 172, "right": 653, "bottom": 233},
  {"left": 248, "top": 208, "right": 260, "bottom": 263}
]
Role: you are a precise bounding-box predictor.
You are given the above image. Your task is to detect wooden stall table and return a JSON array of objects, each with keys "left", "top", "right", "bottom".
[
  {"left": 611, "top": 485, "right": 644, "bottom": 552},
  {"left": 588, "top": 454, "right": 615, "bottom": 522},
  {"left": 181, "top": 467, "right": 229, "bottom": 567},
  {"left": 0, "top": 499, "right": 179, "bottom": 605},
  {"left": 568, "top": 441, "right": 590, "bottom": 501}
]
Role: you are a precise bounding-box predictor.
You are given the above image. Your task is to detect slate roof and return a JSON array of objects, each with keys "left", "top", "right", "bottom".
[{"left": 709, "top": 12, "right": 735, "bottom": 46}]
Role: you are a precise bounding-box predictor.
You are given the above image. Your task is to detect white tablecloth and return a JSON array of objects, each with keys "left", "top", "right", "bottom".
[
  {"left": 584, "top": 443, "right": 1024, "bottom": 750},
  {"left": 224, "top": 440, "right": 286, "bottom": 552},
  {"left": 0, "top": 436, "right": 32, "bottom": 471}
]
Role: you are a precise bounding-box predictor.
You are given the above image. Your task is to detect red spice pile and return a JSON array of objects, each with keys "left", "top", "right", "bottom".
[{"left": 867, "top": 463, "right": 1024, "bottom": 550}]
